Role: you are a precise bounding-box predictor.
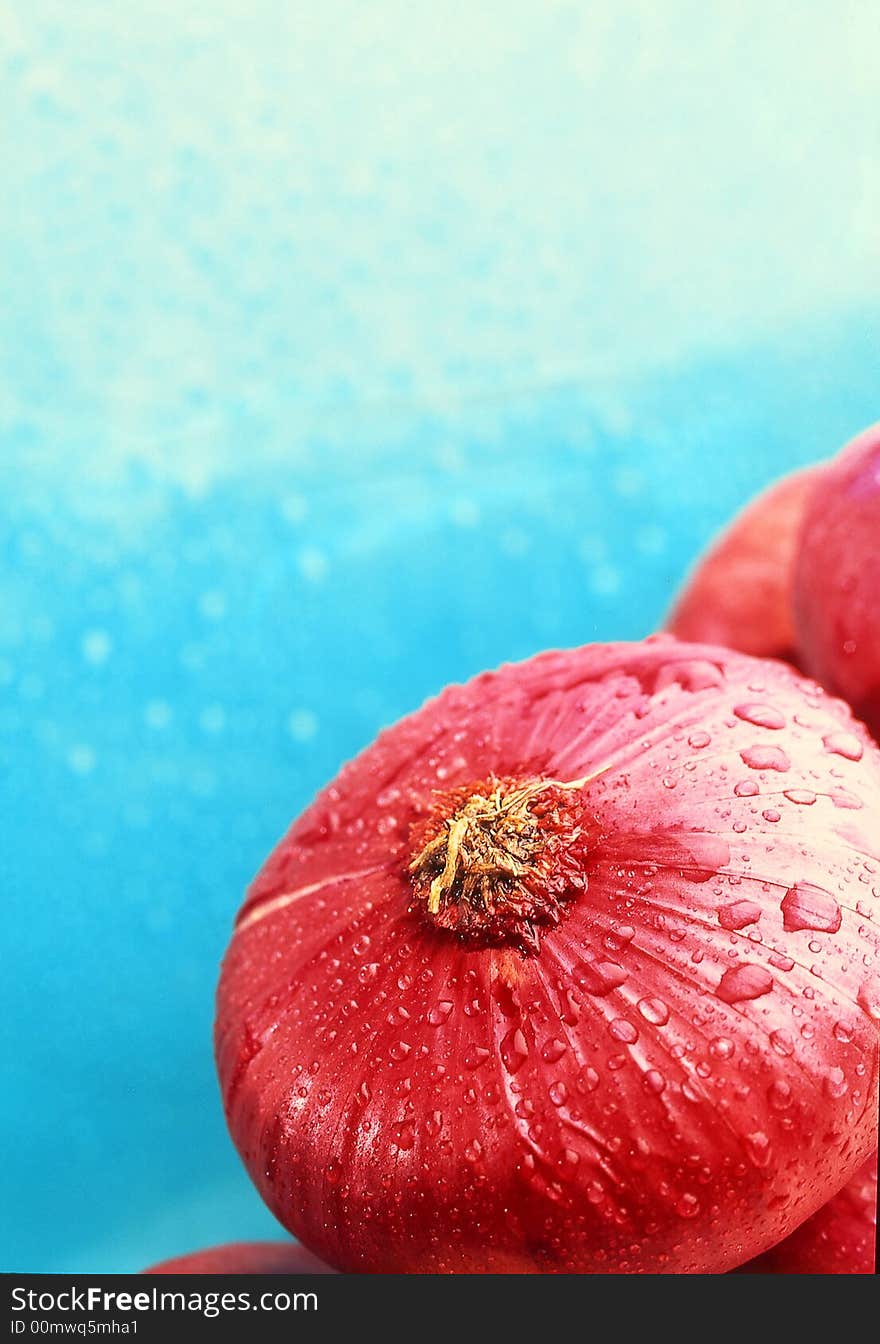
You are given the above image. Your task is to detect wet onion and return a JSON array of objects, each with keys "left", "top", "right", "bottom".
[
  {"left": 216, "top": 638, "right": 880, "bottom": 1273},
  {"left": 737, "top": 1150, "right": 877, "bottom": 1275}
]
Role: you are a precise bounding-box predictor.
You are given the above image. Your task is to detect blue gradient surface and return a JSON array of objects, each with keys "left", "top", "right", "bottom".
[{"left": 2, "top": 4, "right": 878, "bottom": 1270}]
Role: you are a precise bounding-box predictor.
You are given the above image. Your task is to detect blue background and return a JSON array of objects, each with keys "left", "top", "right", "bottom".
[{"left": 2, "top": 3, "right": 878, "bottom": 1271}]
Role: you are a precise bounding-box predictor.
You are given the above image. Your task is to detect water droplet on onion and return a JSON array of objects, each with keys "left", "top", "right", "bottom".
[
  {"left": 428, "top": 1001, "right": 454, "bottom": 1026},
  {"left": 676, "top": 1192, "right": 701, "bottom": 1218},
  {"left": 780, "top": 882, "right": 842, "bottom": 934},
  {"left": 824, "top": 1067, "right": 848, "bottom": 1099},
  {"left": 500, "top": 1027, "right": 529, "bottom": 1075},
  {"left": 718, "top": 900, "right": 762, "bottom": 930},
  {"left": 767, "top": 1079, "right": 792, "bottom": 1109},
  {"left": 745, "top": 1132, "right": 771, "bottom": 1167},
  {"left": 823, "top": 732, "right": 863, "bottom": 762},
  {"left": 857, "top": 976, "right": 880, "bottom": 1022},
  {"left": 716, "top": 964, "right": 774, "bottom": 1003},
  {"left": 575, "top": 960, "right": 628, "bottom": 996},
  {"left": 637, "top": 997, "right": 670, "bottom": 1026},
  {"left": 463, "top": 1044, "right": 491, "bottom": 1070},
  {"left": 734, "top": 703, "right": 786, "bottom": 730},
  {"left": 740, "top": 745, "right": 791, "bottom": 772},
  {"left": 830, "top": 788, "right": 863, "bottom": 810}
]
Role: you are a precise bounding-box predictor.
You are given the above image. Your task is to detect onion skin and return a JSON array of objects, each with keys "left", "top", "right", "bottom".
[
  {"left": 737, "top": 1150, "right": 877, "bottom": 1274},
  {"left": 666, "top": 468, "right": 820, "bottom": 662},
  {"left": 145, "top": 1242, "right": 334, "bottom": 1274},
  {"left": 794, "top": 425, "right": 880, "bottom": 738},
  {"left": 216, "top": 638, "right": 880, "bottom": 1274}
]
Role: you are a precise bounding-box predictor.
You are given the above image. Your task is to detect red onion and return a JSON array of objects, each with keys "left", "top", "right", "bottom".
[
  {"left": 667, "top": 468, "right": 820, "bottom": 662},
  {"left": 794, "top": 424, "right": 880, "bottom": 738},
  {"left": 738, "top": 1150, "right": 877, "bottom": 1274},
  {"left": 216, "top": 638, "right": 880, "bottom": 1273},
  {"left": 144, "top": 1242, "right": 333, "bottom": 1274}
]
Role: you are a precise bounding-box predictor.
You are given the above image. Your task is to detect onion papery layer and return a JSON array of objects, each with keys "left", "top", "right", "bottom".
[
  {"left": 737, "top": 1150, "right": 877, "bottom": 1274},
  {"left": 217, "top": 638, "right": 880, "bottom": 1274}
]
